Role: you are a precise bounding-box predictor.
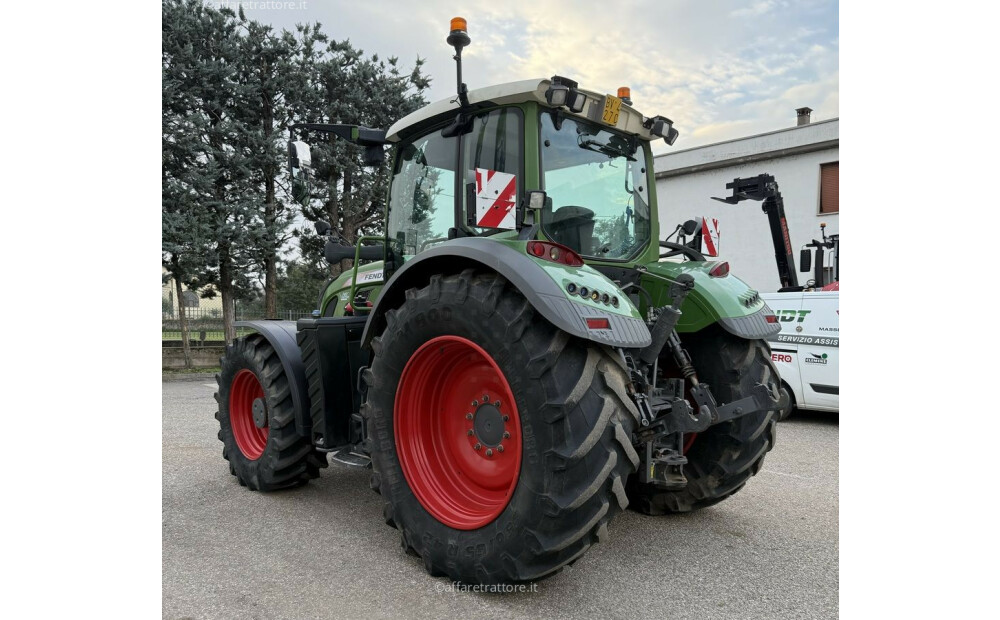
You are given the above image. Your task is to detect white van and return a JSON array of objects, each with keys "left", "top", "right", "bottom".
[{"left": 760, "top": 289, "right": 839, "bottom": 416}]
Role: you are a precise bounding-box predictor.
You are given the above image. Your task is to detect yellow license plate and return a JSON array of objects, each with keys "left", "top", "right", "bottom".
[{"left": 601, "top": 95, "right": 622, "bottom": 125}]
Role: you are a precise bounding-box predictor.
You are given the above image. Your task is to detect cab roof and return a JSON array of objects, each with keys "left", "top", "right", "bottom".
[{"left": 385, "top": 77, "right": 657, "bottom": 143}]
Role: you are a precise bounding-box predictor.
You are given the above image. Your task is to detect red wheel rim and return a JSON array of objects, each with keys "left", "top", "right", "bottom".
[
  {"left": 394, "top": 336, "right": 522, "bottom": 530},
  {"left": 230, "top": 369, "right": 269, "bottom": 460}
]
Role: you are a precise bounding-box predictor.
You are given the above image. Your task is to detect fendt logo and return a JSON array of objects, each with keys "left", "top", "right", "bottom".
[
  {"left": 804, "top": 353, "right": 828, "bottom": 365},
  {"left": 775, "top": 309, "right": 810, "bottom": 323}
]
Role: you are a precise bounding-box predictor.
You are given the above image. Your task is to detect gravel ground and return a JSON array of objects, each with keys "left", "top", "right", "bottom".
[{"left": 163, "top": 379, "right": 838, "bottom": 619}]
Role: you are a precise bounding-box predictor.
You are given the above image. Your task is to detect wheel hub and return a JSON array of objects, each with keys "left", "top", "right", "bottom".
[
  {"left": 252, "top": 397, "right": 268, "bottom": 429},
  {"left": 472, "top": 403, "right": 504, "bottom": 447}
]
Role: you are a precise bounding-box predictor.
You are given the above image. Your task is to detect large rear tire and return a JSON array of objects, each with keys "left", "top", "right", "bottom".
[
  {"left": 626, "top": 326, "right": 779, "bottom": 514},
  {"left": 363, "top": 271, "right": 640, "bottom": 584},
  {"left": 215, "top": 333, "right": 327, "bottom": 490}
]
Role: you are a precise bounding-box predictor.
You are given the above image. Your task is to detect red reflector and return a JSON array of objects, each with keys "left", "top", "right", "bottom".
[
  {"left": 708, "top": 261, "right": 730, "bottom": 277},
  {"left": 765, "top": 314, "right": 778, "bottom": 324},
  {"left": 585, "top": 318, "right": 611, "bottom": 330},
  {"left": 526, "top": 241, "right": 584, "bottom": 267}
]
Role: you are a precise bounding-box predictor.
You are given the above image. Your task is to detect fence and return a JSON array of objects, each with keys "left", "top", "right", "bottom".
[{"left": 162, "top": 306, "right": 314, "bottom": 345}]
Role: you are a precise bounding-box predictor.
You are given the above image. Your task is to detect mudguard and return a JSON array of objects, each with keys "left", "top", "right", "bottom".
[
  {"left": 361, "top": 237, "right": 652, "bottom": 350},
  {"left": 640, "top": 261, "right": 781, "bottom": 340},
  {"left": 234, "top": 320, "right": 312, "bottom": 437}
]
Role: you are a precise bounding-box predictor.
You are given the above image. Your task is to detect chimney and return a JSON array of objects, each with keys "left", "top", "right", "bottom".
[{"left": 796, "top": 107, "right": 813, "bottom": 126}]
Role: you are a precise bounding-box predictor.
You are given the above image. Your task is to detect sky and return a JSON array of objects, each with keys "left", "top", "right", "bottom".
[{"left": 237, "top": 0, "right": 838, "bottom": 153}]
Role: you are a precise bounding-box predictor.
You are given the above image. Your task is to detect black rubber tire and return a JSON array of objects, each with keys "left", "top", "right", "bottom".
[
  {"left": 626, "top": 325, "right": 779, "bottom": 515},
  {"left": 215, "top": 333, "right": 327, "bottom": 491},
  {"left": 362, "top": 270, "right": 640, "bottom": 584},
  {"left": 776, "top": 380, "right": 796, "bottom": 421}
]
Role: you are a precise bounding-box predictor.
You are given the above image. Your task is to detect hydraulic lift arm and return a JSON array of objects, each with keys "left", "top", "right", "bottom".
[{"left": 713, "top": 174, "right": 799, "bottom": 290}]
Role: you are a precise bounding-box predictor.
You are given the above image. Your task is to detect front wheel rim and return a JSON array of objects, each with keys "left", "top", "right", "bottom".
[
  {"left": 230, "top": 369, "right": 269, "bottom": 460},
  {"left": 394, "top": 335, "right": 522, "bottom": 530}
]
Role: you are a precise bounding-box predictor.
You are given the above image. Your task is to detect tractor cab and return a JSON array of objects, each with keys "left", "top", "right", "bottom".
[{"left": 289, "top": 75, "right": 677, "bottom": 270}]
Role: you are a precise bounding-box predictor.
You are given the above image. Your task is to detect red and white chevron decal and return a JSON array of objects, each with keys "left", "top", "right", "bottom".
[
  {"left": 701, "top": 216, "right": 720, "bottom": 257},
  {"left": 475, "top": 168, "right": 517, "bottom": 229}
]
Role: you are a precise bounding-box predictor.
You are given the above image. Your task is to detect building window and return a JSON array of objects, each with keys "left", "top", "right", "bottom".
[
  {"left": 820, "top": 161, "right": 839, "bottom": 214},
  {"left": 182, "top": 291, "right": 200, "bottom": 308}
]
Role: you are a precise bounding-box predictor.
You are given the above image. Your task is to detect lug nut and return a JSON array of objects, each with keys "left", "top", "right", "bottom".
[
  {"left": 482, "top": 394, "right": 490, "bottom": 402},
  {"left": 485, "top": 449, "right": 494, "bottom": 457},
  {"left": 497, "top": 445, "right": 504, "bottom": 453},
  {"left": 503, "top": 431, "right": 511, "bottom": 439},
  {"left": 471, "top": 400, "right": 478, "bottom": 407},
  {"left": 474, "top": 443, "right": 482, "bottom": 451},
  {"left": 502, "top": 415, "right": 509, "bottom": 422},
  {"left": 466, "top": 413, "right": 473, "bottom": 420},
  {"left": 467, "top": 429, "right": 474, "bottom": 436},
  {"left": 494, "top": 400, "right": 501, "bottom": 408}
]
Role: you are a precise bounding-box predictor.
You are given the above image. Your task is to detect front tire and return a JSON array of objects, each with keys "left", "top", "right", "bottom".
[
  {"left": 215, "top": 334, "right": 327, "bottom": 490},
  {"left": 363, "top": 271, "right": 640, "bottom": 584},
  {"left": 626, "top": 326, "right": 780, "bottom": 514}
]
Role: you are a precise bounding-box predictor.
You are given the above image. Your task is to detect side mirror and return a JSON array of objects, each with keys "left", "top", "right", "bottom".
[
  {"left": 288, "top": 140, "right": 312, "bottom": 179},
  {"left": 315, "top": 221, "right": 332, "bottom": 236},
  {"left": 363, "top": 144, "right": 384, "bottom": 167},
  {"left": 681, "top": 219, "right": 699, "bottom": 236},
  {"left": 289, "top": 140, "right": 312, "bottom": 206},
  {"left": 799, "top": 248, "right": 812, "bottom": 272}
]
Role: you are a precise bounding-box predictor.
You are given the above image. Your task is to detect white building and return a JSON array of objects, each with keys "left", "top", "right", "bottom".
[{"left": 654, "top": 110, "right": 839, "bottom": 293}]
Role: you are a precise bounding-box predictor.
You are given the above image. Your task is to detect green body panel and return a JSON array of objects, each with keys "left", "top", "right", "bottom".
[
  {"left": 639, "top": 261, "right": 766, "bottom": 333},
  {"left": 320, "top": 262, "right": 385, "bottom": 316},
  {"left": 492, "top": 239, "right": 643, "bottom": 319}
]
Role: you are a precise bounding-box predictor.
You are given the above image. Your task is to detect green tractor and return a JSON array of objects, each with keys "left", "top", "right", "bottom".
[{"left": 215, "top": 17, "right": 786, "bottom": 584}]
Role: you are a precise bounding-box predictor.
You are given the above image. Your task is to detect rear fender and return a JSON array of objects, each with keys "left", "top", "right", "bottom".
[
  {"left": 641, "top": 261, "right": 780, "bottom": 340},
  {"left": 234, "top": 320, "right": 311, "bottom": 437},
  {"left": 361, "top": 238, "right": 652, "bottom": 349}
]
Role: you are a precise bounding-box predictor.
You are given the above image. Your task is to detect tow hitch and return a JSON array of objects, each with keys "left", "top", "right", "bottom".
[{"left": 626, "top": 275, "right": 783, "bottom": 490}]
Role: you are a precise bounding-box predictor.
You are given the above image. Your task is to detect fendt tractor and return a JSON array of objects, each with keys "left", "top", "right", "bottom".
[{"left": 215, "top": 17, "right": 787, "bottom": 585}]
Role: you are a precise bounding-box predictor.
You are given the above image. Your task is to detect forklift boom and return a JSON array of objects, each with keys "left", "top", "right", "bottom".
[{"left": 712, "top": 174, "right": 799, "bottom": 290}]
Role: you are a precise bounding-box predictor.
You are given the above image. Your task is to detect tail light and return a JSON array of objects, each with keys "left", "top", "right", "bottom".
[
  {"left": 526, "top": 241, "right": 584, "bottom": 267},
  {"left": 585, "top": 318, "right": 611, "bottom": 330},
  {"left": 765, "top": 314, "right": 778, "bottom": 324},
  {"left": 708, "top": 261, "right": 730, "bottom": 278}
]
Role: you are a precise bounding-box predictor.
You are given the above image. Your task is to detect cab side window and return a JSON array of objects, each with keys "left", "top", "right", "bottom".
[
  {"left": 388, "top": 130, "right": 458, "bottom": 255},
  {"left": 461, "top": 108, "right": 523, "bottom": 230}
]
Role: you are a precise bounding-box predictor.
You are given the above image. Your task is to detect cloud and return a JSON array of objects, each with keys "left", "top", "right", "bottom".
[
  {"left": 729, "top": 0, "right": 781, "bottom": 18},
  {"left": 243, "top": 0, "right": 838, "bottom": 148}
]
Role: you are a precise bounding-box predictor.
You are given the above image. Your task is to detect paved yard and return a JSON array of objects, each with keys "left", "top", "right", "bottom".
[{"left": 163, "top": 376, "right": 838, "bottom": 619}]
